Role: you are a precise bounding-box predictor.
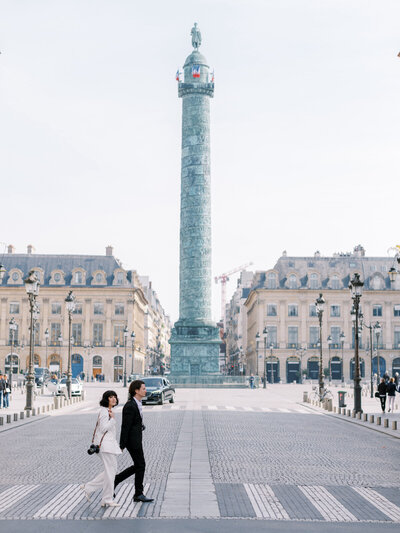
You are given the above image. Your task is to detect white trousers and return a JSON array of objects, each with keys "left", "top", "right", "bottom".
[
  {"left": 85, "top": 452, "right": 118, "bottom": 504},
  {"left": 387, "top": 395, "right": 395, "bottom": 411}
]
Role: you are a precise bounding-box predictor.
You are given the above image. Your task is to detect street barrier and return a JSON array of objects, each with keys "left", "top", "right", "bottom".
[
  {"left": 376, "top": 416, "right": 381, "bottom": 426},
  {"left": 392, "top": 421, "right": 398, "bottom": 430},
  {"left": 384, "top": 419, "right": 389, "bottom": 428}
]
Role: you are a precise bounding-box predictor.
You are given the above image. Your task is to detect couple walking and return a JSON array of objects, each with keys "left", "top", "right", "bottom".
[{"left": 81, "top": 379, "right": 154, "bottom": 508}]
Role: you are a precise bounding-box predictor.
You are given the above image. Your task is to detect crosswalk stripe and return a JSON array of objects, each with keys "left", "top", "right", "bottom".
[
  {"left": 0, "top": 485, "right": 38, "bottom": 513},
  {"left": 354, "top": 488, "right": 400, "bottom": 521},
  {"left": 244, "top": 484, "right": 290, "bottom": 519},
  {"left": 226, "top": 406, "right": 235, "bottom": 410},
  {"left": 278, "top": 408, "right": 291, "bottom": 413},
  {"left": 242, "top": 407, "right": 254, "bottom": 411},
  {"left": 33, "top": 484, "right": 84, "bottom": 519},
  {"left": 208, "top": 405, "right": 218, "bottom": 410},
  {"left": 299, "top": 486, "right": 358, "bottom": 522}
]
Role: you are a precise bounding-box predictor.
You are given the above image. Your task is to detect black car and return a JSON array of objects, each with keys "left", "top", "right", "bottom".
[{"left": 142, "top": 377, "right": 175, "bottom": 405}]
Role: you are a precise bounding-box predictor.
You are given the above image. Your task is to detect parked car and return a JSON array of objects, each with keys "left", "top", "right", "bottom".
[
  {"left": 56, "top": 378, "right": 83, "bottom": 397},
  {"left": 141, "top": 377, "right": 175, "bottom": 405},
  {"left": 127, "top": 373, "right": 142, "bottom": 383},
  {"left": 34, "top": 367, "right": 51, "bottom": 387}
]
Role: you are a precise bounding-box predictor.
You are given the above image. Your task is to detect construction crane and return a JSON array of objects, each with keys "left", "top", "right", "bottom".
[{"left": 215, "top": 262, "right": 253, "bottom": 324}]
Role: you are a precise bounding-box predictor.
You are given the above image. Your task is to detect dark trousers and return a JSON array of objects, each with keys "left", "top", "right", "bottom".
[
  {"left": 379, "top": 395, "right": 386, "bottom": 412},
  {"left": 114, "top": 446, "right": 145, "bottom": 497}
]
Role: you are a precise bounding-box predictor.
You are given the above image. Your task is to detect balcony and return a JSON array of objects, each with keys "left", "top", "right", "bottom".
[
  {"left": 308, "top": 343, "right": 319, "bottom": 349},
  {"left": 287, "top": 343, "right": 299, "bottom": 349}
]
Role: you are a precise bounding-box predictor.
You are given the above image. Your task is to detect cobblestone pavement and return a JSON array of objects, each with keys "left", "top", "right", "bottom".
[{"left": 1, "top": 386, "right": 399, "bottom": 524}]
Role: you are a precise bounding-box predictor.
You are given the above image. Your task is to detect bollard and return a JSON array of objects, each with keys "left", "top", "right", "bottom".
[
  {"left": 356, "top": 412, "right": 361, "bottom": 420},
  {"left": 26, "top": 410, "right": 30, "bottom": 418},
  {"left": 20, "top": 412, "right": 24, "bottom": 420},
  {"left": 392, "top": 421, "right": 397, "bottom": 430},
  {"left": 0, "top": 416, "right": 3, "bottom": 425},
  {"left": 369, "top": 414, "right": 374, "bottom": 423},
  {"left": 303, "top": 392, "right": 308, "bottom": 402},
  {"left": 326, "top": 399, "right": 333, "bottom": 412},
  {"left": 376, "top": 416, "right": 381, "bottom": 426},
  {"left": 7, "top": 414, "right": 11, "bottom": 423},
  {"left": 347, "top": 409, "right": 351, "bottom": 416},
  {"left": 363, "top": 414, "right": 368, "bottom": 422},
  {"left": 384, "top": 419, "right": 389, "bottom": 428},
  {"left": 352, "top": 411, "right": 356, "bottom": 418},
  {"left": 333, "top": 406, "right": 337, "bottom": 413},
  {"left": 13, "top": 413, "right": 18, "bottom": 422},
  {"left": 32, "top": 408, "right": 36, "bottom": 416}
]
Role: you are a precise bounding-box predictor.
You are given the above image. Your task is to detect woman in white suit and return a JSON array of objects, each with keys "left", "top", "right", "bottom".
[{"left": 81, "top": 390, "right": 122, "bottom": 507}]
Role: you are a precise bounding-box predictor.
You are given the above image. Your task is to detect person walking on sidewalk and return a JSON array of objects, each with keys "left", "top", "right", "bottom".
[
  {"left": 387, "top": 377, "right": 397, "bottom": 413},
  {"left": 2, "top": 376, "right": 10, "bottom": 408},
  {"left": 81, "top": 390, "right": 122, "bottom": 508},
  {"left": 0, "top": 375, "right": 5, "bottom": 409},
  {"left": 114, "top": 380, "right": 154, "bottom": 503},
  {"left": 378, "top": 377, "right": 387, "bottom": 413}
]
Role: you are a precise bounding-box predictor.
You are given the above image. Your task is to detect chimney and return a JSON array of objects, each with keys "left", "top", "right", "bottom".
[
  {"left": 7, "top": 244, "right": 15, "bottom": 254},
  {"left": 106, "top": 245, "right": 113, "bottom": 257},
  {"left": 27, "top": 244, "right": 35, "bottom": 254}
]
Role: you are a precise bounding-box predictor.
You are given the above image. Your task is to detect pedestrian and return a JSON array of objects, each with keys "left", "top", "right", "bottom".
[
  {"left": 0, "top": 374, "right": 5, "bottom": 409},
  {"left": 249, "top": 374, "right": 255, "bottom": 389},
  {"left": 387, "top": 377, "right": 397, "bottom": 413},
  {"left": 114, "top": 380, "right": 154, "bottom": 503},
  {"left": 80, "top": 390, "right": 121, "bottom": 508},
  {"left": 377, "top": 377, "right": 387, "bottom": 413},
  {"left": 3, "top": 376, "right": 10, "bottom": 408}
]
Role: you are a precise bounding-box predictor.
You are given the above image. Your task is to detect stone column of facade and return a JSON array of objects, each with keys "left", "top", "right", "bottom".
[{"left": 169, "top": 25, "right": 220, "bottom": 376}]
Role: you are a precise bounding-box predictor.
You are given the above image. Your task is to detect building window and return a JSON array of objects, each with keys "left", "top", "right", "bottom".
[
  {"left": 115, "top": 303, "right": 125, "bottom": 316},
  {"left": 372, "top": 276, "right": 384, "bottom": 290},
  {"left": 288, "top": 326, "right": 298, "bottom": 348},
  {"left": 73, "top": 303, "right": 83, "bottom": 315},
  {"left": 394, "top": 329, "right": 400, "bottom": 349},
  {"left": 95, "top": 273, "right": 104, "bottom": 283},
  {"left": 330, "top": 326, "right": 341, "bottom": 347},
  {"left": 116, "top": 272, "right": 124, "bottom": 285},
  {"left": 309, "top": 304, "right": 317, "bottom": 317},
  {"left": 309, "top": 326, "right": 319, "bottom": 348},
  {"left": 50, "top": 323, "right": 61, "bottom": 345},
  {"left": 72, "top": 323, "right": 82, "bottom": 346},
  {"left": 394, "top": 305, "right": 400, "bottom": 317},
  {"left": 330, "top": 305, "right": 340, "bottom": 317},
  {"left": 330, "top": 276, "right": 340, "bottom": 290},
  {"left": 11, "top": 272, "right": 20, "bottom": 281},
  {"left": 8, "top": 324, "right": 19, "bottom": 345},
  {"left": 52, "top": 303, "right": 62, "bottom": 315},
  {"left": 74, "top": 271, "right": 83, "bottom": 284},
  {"left": 288, "top": 275, "right": 297, "bottom": 289},
  {"left": 9, "top": 302, "right": 20, "bottom": 314},
  {"left": 54, "top": 273, "right": 61, "bottom": 282},
  {"left": 94, "top": 303, "right": 104, "bottom": 315},
  {"left": 288, "top": 304, "right": 298, "bottom": 317},
  {"left": 93, "top": 323, "right": 103, "bottom": 346},
  {"left": 34, "top": 322, "right": 40, "bottom": 346},
  {"left": 309, "top": 273, "right": 318, "bottom": 289},
  {"left": 114, "top": 325, "right": 125, "bottom": 346},
  {"left": 373, "top": 305, "right": 382, "bottom": 317},
  {"left": 267, "top": 273, "right": 277, "bottom": 289},
  {"left": 267, "top": 304, "right": 277, "bottom": 316},
  {"left": 267, "top": 326, "right": 277, "bottom": 347}
]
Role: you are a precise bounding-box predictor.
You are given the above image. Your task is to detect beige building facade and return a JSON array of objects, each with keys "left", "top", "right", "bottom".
[
  {"left": 240, "top": 246, "right": 400, "bottom": 383},
  {"left": 0, "top": 245, "right": 171, "bottom": 382}
]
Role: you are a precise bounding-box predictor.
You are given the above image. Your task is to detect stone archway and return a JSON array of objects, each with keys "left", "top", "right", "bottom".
[
  {"left": 5, "top": 354, "right": 20, "bottom": 375},
  {"left": 48, "top": 353, "right": 61, "bottom": 376}
]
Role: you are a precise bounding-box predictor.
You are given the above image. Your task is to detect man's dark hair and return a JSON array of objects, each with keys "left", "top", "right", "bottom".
[
  {"left": 129, "top": 379, "right": 145, "bottom": 398},
  {"left": 99, "top": 390, "right": 119, "bottom": 407}
]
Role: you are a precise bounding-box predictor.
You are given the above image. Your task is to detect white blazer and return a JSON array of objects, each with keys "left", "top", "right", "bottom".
[{"left": 93, "top": 407, "right": 122, "bottom": 455}]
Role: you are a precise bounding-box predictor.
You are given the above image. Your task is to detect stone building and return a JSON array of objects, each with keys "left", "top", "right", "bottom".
[
  {"left": 0, "top": 245, "right": 169, "bottom": 381},
  {"left": 240, "top": 246, "right": 400, "bottom": 383}
]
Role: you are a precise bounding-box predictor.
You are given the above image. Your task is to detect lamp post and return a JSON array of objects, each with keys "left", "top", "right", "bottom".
[
  {"left": 349, "top": 273, "right": 364, "bottom": 414},
  {"left": 340, "top": 331, "right": 345, "bottom": 383},
  {"left": 24, "top": 270, "right": 40, "bottom": 410},
  {"left": 9, "top": 317, "right": 17, "bottom": 388},
  {"left": 123, "top": 325, "right": 128, "bottom": 387},
  {"left": 315, "top": 293, "right": 325, "bottom": 398},
  {"left": 131, "top": 331, "right": 136, "bottom": 375},
  {"left": 327, "top": 335, "right": 332, "bottom": 384},
  {"left": 116, "top": 342, "right": 120, "bottom": 381},
  {"left": 255, "top": 332, "right": 260, "bottom": 376},
  {"left": 374, "top": 321, "right": 382, "bottom": 381},
  {"left": 58, "top": 333, "right": 63, "bottom": 376},
  {"left": 269, "top": 344, "right": 274, "bottom": 384},
  {"left": 262, "top": 326, "right": 268, "bottom": 388},
  {"left": 362, "top": 320, "right": 379, "bottom": 398},
  {"left": 65, "top": 291, "right": 75, "bottom": 399},
  {"left": 296, "top": 347, "right": 307, "bottom": 384},
  {"left": 44, "top": 328, "right": 49, "bottom": 369}
]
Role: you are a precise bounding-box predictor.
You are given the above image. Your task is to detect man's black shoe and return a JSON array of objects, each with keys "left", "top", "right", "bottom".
[{"left": 133, "top": 494, "right": 154, "bottom": 503}]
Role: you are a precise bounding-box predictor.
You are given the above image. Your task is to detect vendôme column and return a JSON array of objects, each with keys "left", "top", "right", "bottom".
[{"left": 169, "top": 24, "right": 220, "bottom": 377}]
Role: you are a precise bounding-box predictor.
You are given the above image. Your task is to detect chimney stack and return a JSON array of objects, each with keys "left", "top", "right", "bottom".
[
  {"left": 106, "top": 245, "right": 113, "bottom": 257},
  {"left": 27, "top": 244, "right": 35, "bottom": 254},
  {"left": 7, "top": 244, "right": 15, "bottom": 254}
]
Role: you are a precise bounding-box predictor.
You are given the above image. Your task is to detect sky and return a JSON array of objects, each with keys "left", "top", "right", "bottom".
[{"left": 1, "top": 0, "right": 399, "bottom": 323}]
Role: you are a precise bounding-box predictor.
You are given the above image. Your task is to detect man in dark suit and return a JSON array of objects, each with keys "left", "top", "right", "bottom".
[{"left": 114, "top": 379, "right": 154, "bottom": 503}]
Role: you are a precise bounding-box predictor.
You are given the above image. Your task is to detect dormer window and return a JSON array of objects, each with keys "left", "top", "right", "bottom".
[
  {"left": 309, "top": 273, "right": 319, "bottom": 289},
  {"left": 330, "top": 275, "right": 340, "bottom": 290},
  {"left": 50, "top": 270, "right": 65, "bottom": 285},
  {"left": 75, "top": 272, "right": 82, "bottom": 284},
  {"left": 267, "top": 272, "right": 277, "bottom": 289},
  {"left": 96, "top": 273, "right": 103, "bottom": 283},
  {"left": 92, "top": 270, "right": 106, "bottom": 286},
  {"left": 288, "top": 274, "right": 297, "bottom": 289}
]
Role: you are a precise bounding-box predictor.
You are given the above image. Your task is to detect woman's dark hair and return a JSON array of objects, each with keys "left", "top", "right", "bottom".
[{"left": 99, "top": 390, "right": 119, "bottom": 407}]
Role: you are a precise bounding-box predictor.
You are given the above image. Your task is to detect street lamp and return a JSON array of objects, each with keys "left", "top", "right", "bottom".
[
  {"left": 269, "top": 344, "right": 275, "bottom": 384},
  {"left": 44, "top": 328, "right": 49, "bottom": 370},
  {"left": 9, "top": 317, "right": 18, "bottom": 388},
  {"left": 64, "top": 291, "right": 75, "bottom": 399},
  {"left": 123, "top": 325, "right": 128, "bottom": 387},
  {"left": 349, "top": 273, "right": 364, "bottom": 414},
  {"left": 327, "top": 335, "right": 332, "bottom": 383},
  {"left": 374, "top": 321, "right": 382, "bottom": 381},
  {"left": 24, "top": 270, "right": 40, "bottom": 410},
  {"left": 296, "top": 346, "right": 307, "bottom": 384},
  {"left": 131, "top": 331, "right": 136, "bottom": 375},
  {"left": 340, "top": 331, "right": 345, "bottom": 383},
  {"left": 262, "top": 326, "right": 268, "bottom": 388},
  {"left": 255, "top": 332, "right": 260, "bottom": 376},
  {"left": 315, "top": 293, "right": 325, "bottom": 398}
]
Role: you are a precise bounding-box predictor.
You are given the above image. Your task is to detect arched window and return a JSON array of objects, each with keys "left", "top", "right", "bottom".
[
  {"left": 288, "top": 274, "right": 297, "bottom": 289},
  {"left": 267, "top": 272, "right": 277, "bottom": 289},
  {"left": 93, "top": 356, "right": 102, "bottom": 367},
  {"left": 371, "top": 275, "right": 384, "bottom": 290},
  {"left": 330, "top": 275, "right": 340, "bottom": 290},
  {"left": 309, "top": 273, "right": 318, "bottom": 289}
]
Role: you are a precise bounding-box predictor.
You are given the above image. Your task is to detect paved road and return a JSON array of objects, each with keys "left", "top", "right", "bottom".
[{"left": 1, "top": 384, "right": 399, "bottom": 528}]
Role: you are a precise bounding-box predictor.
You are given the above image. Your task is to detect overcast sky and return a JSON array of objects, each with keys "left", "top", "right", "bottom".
[{"left": 1, "top": 0, "right": 399, "bottom": 323}]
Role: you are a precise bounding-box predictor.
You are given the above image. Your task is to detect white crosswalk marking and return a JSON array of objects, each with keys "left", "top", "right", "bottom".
[
  {"left": 354, "top": 487, "right": 400, "bottom": 522},
  {"left": 33, "top": 484, "right": 85, "bottom": 519},
  {"left": 278, "top": 408, "right": 291, "bottom": 413},
  {"left": 0, "top": 485, "right": 38, "bottom": 512},
  {"left": 103, "top": 483, "right": 149, "bottom": 518},
  {"left": 244, "top": 484, "right": 290, "bottom": 520},
  {"left": 207, "top": 405, "right": 218, "bottom": 410},
  {"left": 299, "top": 486, "right": 358, "bottom": 522},
  {"left": 242, "top": 407, "right": 254, "bottom": 411},
  {"left": 226, "top": 406, "right": 236, "bottom": 410}
]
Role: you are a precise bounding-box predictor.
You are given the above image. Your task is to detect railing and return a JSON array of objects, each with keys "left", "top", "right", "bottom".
[{"left": 287, "top": 343, "right": 299, "bottom": 349}]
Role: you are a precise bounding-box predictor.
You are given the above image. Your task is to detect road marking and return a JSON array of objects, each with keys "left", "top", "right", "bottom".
[
  {"left": 103, "top": 483, "right": 149, "bottom": 518},
  {"left": 0, "top": 485, "right": 38, "bottom": 512},
  {"left": 226, "top": 406, "right": 236, "bottom": 410},
  {"left": 207, "top": 405, "right": 218, "bottom": 410},
  {"left": 33, "top": 484, "right": 85, "bottom": 519},
  {"left": 244, "top": 484, "right": 290, "bottom": 519},
  {"left": 278, "top": 408, "right": 291, "bottom": 413},
  {"left": 354, "top": 487, "right": 400, "bottom": 521},
  {"left": 242, "top": 407, "right": 254, "bottom": 411},
  {"left": 299, "top": 486, "right": 358, "bottom": 522}
]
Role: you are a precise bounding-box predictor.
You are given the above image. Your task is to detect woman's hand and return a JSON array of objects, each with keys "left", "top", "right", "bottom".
[{"left": 108, "top": 408, "right": 115, "bottom": 419}]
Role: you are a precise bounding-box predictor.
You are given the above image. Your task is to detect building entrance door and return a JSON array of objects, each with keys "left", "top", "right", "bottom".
[{"left": 286, "top": 359, "right": 300, "bottom": 383}]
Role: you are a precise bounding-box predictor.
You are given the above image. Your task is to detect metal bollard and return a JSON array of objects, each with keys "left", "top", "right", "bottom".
[
  {"left": 347, "top": 409, "right": 351, "bottom": 416},
  {"left": 369, "top": 414, "right": 374, "bottom": 423},
  {"left": 6, "top": 414, "right": 11, "bottom": 423},
  {"left": 20, "top": 412, "right": 24, "bottom": 420},
  {"left": 356, "top": 412, "right": 361, "bottom": 419},
  {"left": 0, "top": 416, "right": 3, "bottom": 425},
  {"left": 384, "top": 419, "right": 389, "bottom": 428},
  {"left": 13, "top": 413, "right": 18, "bottom": 422},
  {"left": 303, "top": 392, "right": 308, "bottom": 402},
  {"left": 26, "top": 410, "right": 30, "bottom": 418},
  {"left": 363, "top": 413, "right": 368, "bottom": 422},
  {"left": 392, "top": 421, "right": 397, "bottom": 430},
  {"left": 376, "top": 416, "right": 381, "bottom": 426}
]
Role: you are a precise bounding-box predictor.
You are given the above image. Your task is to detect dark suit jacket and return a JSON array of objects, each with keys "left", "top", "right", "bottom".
[{"left": 120, "top": 399, "right": 143, "bottom": 450}]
